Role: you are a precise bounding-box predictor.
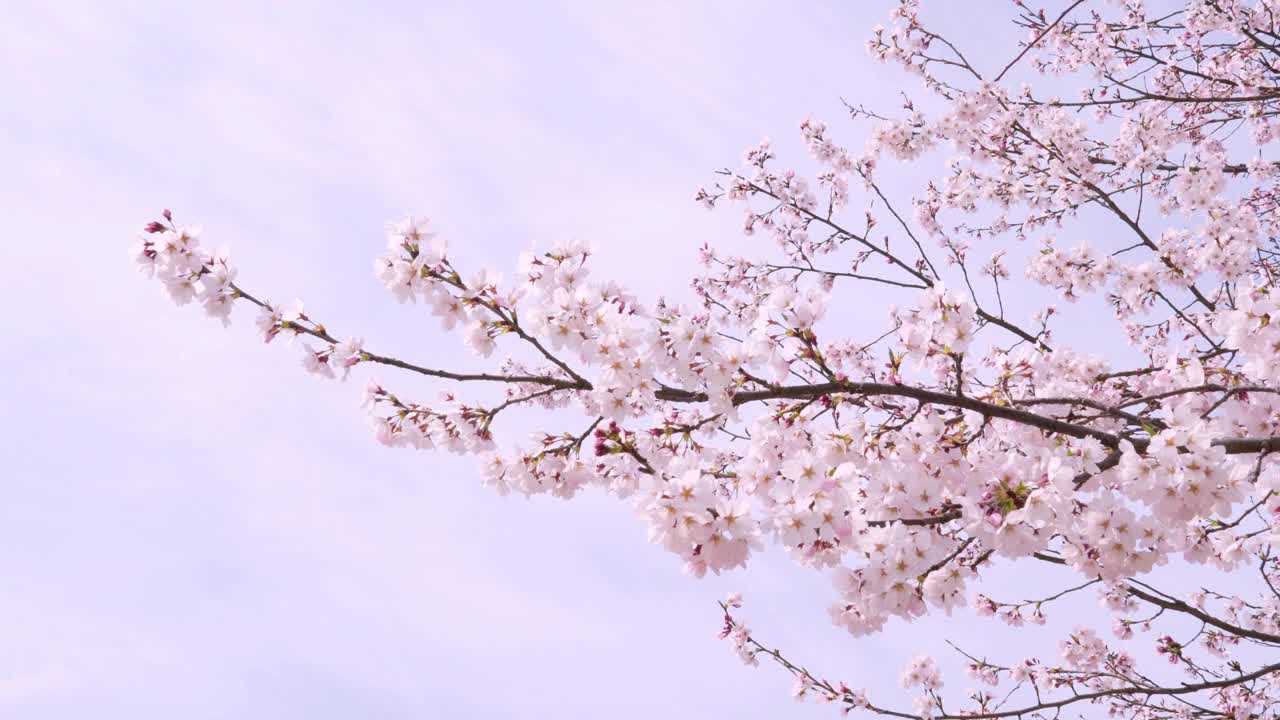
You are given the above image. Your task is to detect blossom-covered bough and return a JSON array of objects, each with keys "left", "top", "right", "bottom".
[{"left": 133, "top": 1, "right": 1280, "bottom": 717}]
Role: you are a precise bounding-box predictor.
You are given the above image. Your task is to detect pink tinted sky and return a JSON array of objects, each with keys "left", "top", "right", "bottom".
[{"left": 0, "top": 2, "right": 1175, "bottom": 717}]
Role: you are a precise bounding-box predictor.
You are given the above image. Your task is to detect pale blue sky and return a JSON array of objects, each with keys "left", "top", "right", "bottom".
[{"left": 0, "top": 1, "right": 1223, "bottom": 717}]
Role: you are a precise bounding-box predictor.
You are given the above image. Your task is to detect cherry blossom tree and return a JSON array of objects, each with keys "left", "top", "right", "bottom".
[{"left": 132, "top": 1, "right": 1280, "bottom": 717}]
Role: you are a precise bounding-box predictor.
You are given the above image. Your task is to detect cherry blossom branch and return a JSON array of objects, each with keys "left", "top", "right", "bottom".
[
  {"left": 231, "top": 282, "right": 585, "bottom": 390},
  {"left": 133, "top": 4, "right": 1280, "bottom": 716},
  {"left": 720, "top": 600, "right": 1280, "bottom": 720},
  {"left": 992, "top": 0, "right": 1085, "bottom": 82},
  {"left": 1030, "top": 552, "right": 1280, "bottom": 645},
  {"left": 658, "top": 379, "right": 1280, "bottom": 457}
]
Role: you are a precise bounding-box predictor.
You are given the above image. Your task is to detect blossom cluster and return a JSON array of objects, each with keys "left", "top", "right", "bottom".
[{"left": 135, "top": 1, "right": 1280, "bottom": 717}]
